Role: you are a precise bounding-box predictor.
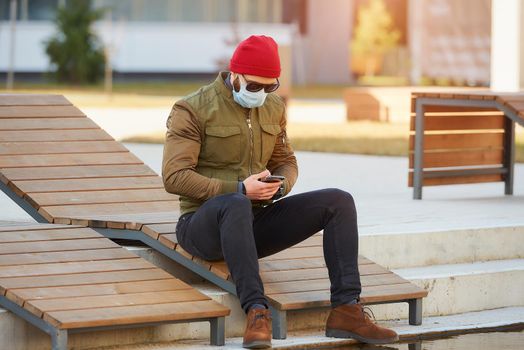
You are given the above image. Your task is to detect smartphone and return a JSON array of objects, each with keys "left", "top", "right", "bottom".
[{"left": 261, "top": 175, "right": 285, "bottom": 183}]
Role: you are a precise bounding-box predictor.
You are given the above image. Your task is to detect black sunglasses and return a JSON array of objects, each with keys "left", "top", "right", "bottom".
[{"left": 241, "top": 74, "right": 280, "bottom": 93}]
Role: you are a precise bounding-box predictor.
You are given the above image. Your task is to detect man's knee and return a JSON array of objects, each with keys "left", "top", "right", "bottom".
[
  {"left": 217, "top": 192, "right": 252, "bottom": 214},
  {"left": 322, "top": 188, "right": 355, "bottom": 208}
]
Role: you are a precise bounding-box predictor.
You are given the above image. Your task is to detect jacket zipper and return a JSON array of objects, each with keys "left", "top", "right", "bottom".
[{"left": 246, "top": 110, "right": 254, "bottom": 176}]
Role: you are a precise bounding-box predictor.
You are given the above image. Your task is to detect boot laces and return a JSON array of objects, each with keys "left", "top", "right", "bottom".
[
  {"left": 362, "top": 305, "right": 377, "bottom": 323},
  {"left": 251, "top": 311, "right": 271, "bottom": 328}
]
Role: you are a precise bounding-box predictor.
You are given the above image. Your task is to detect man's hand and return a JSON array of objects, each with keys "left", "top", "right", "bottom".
[{"left": 243, "top": 170, "right": 282, "bottom": 200}]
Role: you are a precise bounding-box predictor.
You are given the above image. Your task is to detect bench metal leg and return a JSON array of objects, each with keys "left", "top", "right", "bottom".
[
  {"left": 51, "top": 329, "right": 68, "bottom": 350},
  {"left": 409, "top": 341, "right": 422, "bottom": 350},
  {"left": 504, "top": 117, "right": 515, "bottom": 195},
  {"left": 270, "top": 307, "right": 287, "bottom": 339},
  {"left": 413, "top": 100, "right": 425, "bottom": 200},
  {"left": 408, "top": 298, "right": 423, "bottom": 325},
  {"left": 210, "top": 316, "right": 225, "bottom": 346}
]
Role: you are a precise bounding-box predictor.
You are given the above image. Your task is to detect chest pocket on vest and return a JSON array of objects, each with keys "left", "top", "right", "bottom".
[
  {"left": 260, "top": 124, "right": 281, "bottom": 162},
  {"left": 201, "top": 126, "right": 241, "bottom": 165}
]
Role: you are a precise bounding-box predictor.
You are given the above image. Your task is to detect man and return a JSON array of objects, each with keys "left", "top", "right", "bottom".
[{"left": 162, "top": 35, "right": 398, "bottom": 349}]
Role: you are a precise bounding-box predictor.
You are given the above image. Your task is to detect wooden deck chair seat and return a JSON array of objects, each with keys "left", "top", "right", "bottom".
[
  {"left": 0, "top": 94, "right": 428, "bottom": 339},
  {"left": 0, "top": 221, "right": 229, "bottom": 350},
  {"left": 409, "top": 91, "right": 524, "bottom": 199}
]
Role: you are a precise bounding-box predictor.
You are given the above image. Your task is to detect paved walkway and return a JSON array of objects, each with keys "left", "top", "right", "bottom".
[{"left": 4, "top": 142, "right": 521, "bottom": 235}]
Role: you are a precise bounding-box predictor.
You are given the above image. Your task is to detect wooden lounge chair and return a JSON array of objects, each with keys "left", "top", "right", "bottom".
[
  {"left": 409, "top": 91, "right": 524, "bottom": 199},
  {"left": 0, "top": 93, "right": 428, "bottom": 339},
  {"left": 0, "top": 221, "right": 229, "bottom": 350}
]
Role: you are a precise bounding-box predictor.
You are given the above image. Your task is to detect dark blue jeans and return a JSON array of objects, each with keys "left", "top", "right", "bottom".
[{"left": 175, "top": 188, "right": 361, "bottom": 313}]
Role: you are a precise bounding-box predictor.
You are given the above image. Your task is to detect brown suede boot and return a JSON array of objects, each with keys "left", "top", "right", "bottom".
[
  {"left": 325, "top": 303, "right": 399, "bottom": 344},
  {"left": 242, "top": 308, "right": 272, "bottom": 349}
]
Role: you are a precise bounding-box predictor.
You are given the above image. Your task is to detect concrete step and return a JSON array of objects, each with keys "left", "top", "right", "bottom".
[
  {"left": 110, "top": 306, "right": 524, "bottom": 349},
  {"left": 360, "top": 225, "right": 524, "bottom": 269}
]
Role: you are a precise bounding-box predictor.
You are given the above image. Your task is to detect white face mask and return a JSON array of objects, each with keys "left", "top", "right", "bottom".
[{"left": 232, "top": 79, "right": 268, "bottom": 108}]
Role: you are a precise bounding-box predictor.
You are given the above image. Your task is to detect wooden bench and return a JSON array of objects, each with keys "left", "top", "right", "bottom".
[
  {"left": 0, "top": 93, "right": 428, "bottom": 339},
  {"left": 409, "top": 91, "right": 524, "bottom": 199},
  {"left": 0, "top": 221, "right": 229, "bottom": 350}
]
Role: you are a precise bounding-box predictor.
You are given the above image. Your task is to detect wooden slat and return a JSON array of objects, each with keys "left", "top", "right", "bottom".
[
  {"left": 0, "top": 105, "right": 84, "bottom": 118},
  {"left": 412, "top": 91, "right": 497, "bottom": 99},
  {"left": 0, "top": 223, "right": 71, "bottom": 232},
  {"left": 0, "top": 221, "right": 35, "bottom": 227},
  {"left": 259, "top": 246, "right": 324, "bottom": 261},
  {"left": 0, "top": 152, "right": 143, "bottom": 168},
  {"left": 0, "top": 238, "right": 119, "bottom": 255},
  {"left": 408, "top": 172, "right": 503, "bottom": 187},
  {"left": 0, "top": 258, "right": 153, "bottom": 278},
  {"left": 505, "top": 100, "right": 524, "bottom": 112},
  {"left": 259, "top": 256, "right": 371, "bottom": 272},
  {"left": 260, "top": 264, "right": 391, "bottom": 284},
  {"left": 25, "top": 289, "right": 209, "bottom": 318},
  {"left": 0, "top": 268, "right": 171, "bottom": 291},
  {"left": 7, "top": 278, "right": 191, "bottom": 305},
  {"left": 0, "top": 227, "right": 100, "bottom": 243},
  {"left": 10, "top": 176, "right": 162, "bottom": 194},
  {"left": 495, "top": 94, "right": 524, "bottom": 105},
  {"left": 39, "top": 201, "right": 180, "bottom": 224},
  {"left": 268, "top": 283, "right": 427, "bottom": 310},
  {"left": 0, "top": 129, "right": 113, "bottom": 142},
  {"left": 44, "top": 299, "right": 229, "bottom": 329},
  {"left": 409, "top": 104, "right": 498, "bottom": 114},
  {"left": 409, "top": 115, "right": 505, "bottom": 131},
  {"left": 0, "top": 164, "right": 157, "bottom": 180},
  {"left": 70, "top": 212, "right": 179, "bottom": 229},
  {"left": 292, "top": 234, "right": 323, "bottom": 247},
  {"left": 0, "top": 118, "right": 99, "bottom": 130},
  {"left": 265, "top": 257, "right": 375, "bottom": 275},
  {"left": 408, "top": 133, "right": 504, "bottom": 151},
  {"left": 360, "top": 283, "right": 428, "bottom": 303},
  {"left": 408, "top": 149, "right": 503, "bottom": 168},
  {"left": 0, "top": 94, "right": 71, "bottom": 106},
  {"left": 27, "top": 188, "right": 176, "bottom": 207},
  {"left": 142, "top": 223, "right": 177, "bottom": 239},
  {"left": 0, "top": 248, "right": 135, "bottom": 266},
  {"left": 158, "top": 233, "right": 178, "bottom": 249},
  {"left": 0, "top": 141, "right": 127, "bottom": 155},
  {"left": 264, "top": 274, "right": 406, "bottom": 295},
  {"left": 174, "top": 245, "right": 193, "bottom": 260},
  {"left": 209, "top": 261, "right": 230, "bottom": 280}
]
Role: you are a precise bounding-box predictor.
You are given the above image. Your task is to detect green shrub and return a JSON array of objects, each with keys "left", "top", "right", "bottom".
[{"left": 45, "top": 0, "right": 105, "bottom": 84}]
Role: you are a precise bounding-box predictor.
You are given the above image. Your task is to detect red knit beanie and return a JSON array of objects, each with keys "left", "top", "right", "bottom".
[{"left": 229, "top": 35, "right": 281, "bottom": 78}]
